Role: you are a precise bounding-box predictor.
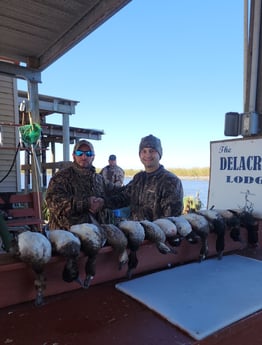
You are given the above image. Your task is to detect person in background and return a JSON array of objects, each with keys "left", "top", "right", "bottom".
[
  {"left": 100, "top": 154, "right": 125, "bottom": 187},
  {"left": 45, "top": 140, "right": 118, "bottom": 230}
]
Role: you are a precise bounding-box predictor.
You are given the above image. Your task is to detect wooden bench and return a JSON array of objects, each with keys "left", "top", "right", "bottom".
[{"left": 0, "top": 192, "right": 44, "bottom": 236}]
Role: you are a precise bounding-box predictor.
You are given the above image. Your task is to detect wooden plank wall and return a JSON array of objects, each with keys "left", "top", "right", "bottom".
[{"left": 0, "top": 75, "right": 20, "bottom": 192}]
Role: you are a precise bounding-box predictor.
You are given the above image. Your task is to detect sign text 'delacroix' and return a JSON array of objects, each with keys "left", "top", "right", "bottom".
[{"left": 218, "top": 144, "right": 262, "bottom": 184}]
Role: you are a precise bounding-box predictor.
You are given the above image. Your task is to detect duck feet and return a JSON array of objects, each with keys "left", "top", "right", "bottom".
[
  {"left": 217, "top": 250, "right": 224, "bottom": 260},
  {"left": 126, "top": 251, "right": 138, "bottom": 279},
  {"left": 167, "top": 236, "right": 182, "bottom": 247},
  {"left": 83, "top": 275, "right": 94, "bottom": 289},
  {"left": 74, "top": 276, "right": 84, "bottom": 287},
  {"left": 185, "top": 231, "right": 199, "bottom": 244},
  {"left": 118, "top": 261, "right": 127, "bottom": 270},
  {"left": 199, "top": 248, "right": 208, "bottom": 262},
  {"left": 35, "top": 292, "right": 44, "bottom": 306},
  {"left": 34, "top": 275, "right": 46, "bottom": 306},
  {"left": 169, "top": 247, "right": 177, "bottom": 255},
  {"left": 126, "top": 267, "right": 134, "bottom": 279}
]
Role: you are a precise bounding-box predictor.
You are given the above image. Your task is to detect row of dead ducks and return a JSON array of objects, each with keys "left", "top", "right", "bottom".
[{"left": 9, "top": 208, "right": 258, "bottom": 306}]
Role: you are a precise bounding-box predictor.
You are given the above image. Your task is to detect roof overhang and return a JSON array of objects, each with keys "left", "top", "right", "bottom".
[{"left": 0, "top": 0, "right": 131, "bottom": 72}]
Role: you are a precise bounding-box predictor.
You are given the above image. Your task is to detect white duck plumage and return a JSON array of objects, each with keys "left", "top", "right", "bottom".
[
  {"left": 49, "top": 229, "right": 81, "bottom": 253},
  {"left": 168, "top": 215, "right": 192, "bottom": 237},
  {"left": 48, "top": 229, "right": 81, "bottom": 284},
  {"left": 70, "top": 223, "right": 106, "bottom": 288},
  {"left": 9, "top": 230, "right": 52, "bottom": 306},
  {"left": 153, "top": 218, "right": 178, "bottom": 246}
]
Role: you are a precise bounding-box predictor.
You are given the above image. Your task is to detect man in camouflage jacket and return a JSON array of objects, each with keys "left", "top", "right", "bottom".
[
  {"left": 100, "top": 154, "right": 125, "bottom": 187},
  {"left": 104, "top": 134, "right": 184, "bottom": 220},
  {"left": 45, "top": 140, "right": 118, "bottom": 230}
]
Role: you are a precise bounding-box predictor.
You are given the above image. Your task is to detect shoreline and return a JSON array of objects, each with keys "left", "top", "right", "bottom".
[
  {"left": 179, "top": 176, "right": 209, "bottom": 180},
  {"left": 125, "top": 175, "right": 209, "bottom": 180}
]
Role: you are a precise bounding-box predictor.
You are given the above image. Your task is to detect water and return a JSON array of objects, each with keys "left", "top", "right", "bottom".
[
  {"left": 181, "top": 179, "right": 209, "bottom": 208},
  {"left": 22, "top": 175, "right": 209, "bottom": 208},
  {"left": 124, "top": 177, "right": 209, "bottom": 209}
]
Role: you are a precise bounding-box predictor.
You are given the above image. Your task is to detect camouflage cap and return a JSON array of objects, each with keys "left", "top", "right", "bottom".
[
  {"left": 139, "top": 134, "right": 162, "bottom": 158},
  {"left": 73, "top": 140, "right": 94, "bottom": 153}
]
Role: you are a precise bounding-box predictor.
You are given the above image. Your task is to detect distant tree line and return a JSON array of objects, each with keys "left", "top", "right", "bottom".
[
  {"left": 40, "top": 166, "right": 210, "bottom": 179},
  {"left": 123, "top": 167, "right": 210, "bottom": 178}
]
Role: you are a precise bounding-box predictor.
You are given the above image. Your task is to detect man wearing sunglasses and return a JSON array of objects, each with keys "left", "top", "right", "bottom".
[
  {"left": 45, "top": 139, "right": 120, "bottom": 286},
  {"left": 45, "top": 140, "right": 117, "bottom": 231}
]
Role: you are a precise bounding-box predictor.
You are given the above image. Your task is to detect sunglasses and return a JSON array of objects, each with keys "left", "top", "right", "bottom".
[{"left": 74, "top": 150, "right": 94, "bottom": 157}]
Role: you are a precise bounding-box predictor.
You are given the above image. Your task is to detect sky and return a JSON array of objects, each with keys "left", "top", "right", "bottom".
[{"left": 19, "top": 0, "right": 244, "bottom": 170}]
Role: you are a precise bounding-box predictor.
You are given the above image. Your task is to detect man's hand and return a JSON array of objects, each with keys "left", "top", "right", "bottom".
[{"left": 88, "top": 196, "right": 104, "bottom": 214}]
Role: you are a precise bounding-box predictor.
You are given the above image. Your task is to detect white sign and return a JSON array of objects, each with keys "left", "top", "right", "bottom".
[{"left": 208, "top": 137, "right": 262, "bottom": 218}]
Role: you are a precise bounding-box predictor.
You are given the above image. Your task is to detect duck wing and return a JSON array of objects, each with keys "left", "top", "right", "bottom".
[
  {"left": 140, "top": 220, "right": 176, "bottom": 255},
  {"left": 101, "top": 223, "right": 128, "bottom": 269}
]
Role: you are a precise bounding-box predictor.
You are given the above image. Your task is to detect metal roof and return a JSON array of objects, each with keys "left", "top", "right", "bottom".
[{"left": 0, "top": 0, "right": 131, "bottom": 71}]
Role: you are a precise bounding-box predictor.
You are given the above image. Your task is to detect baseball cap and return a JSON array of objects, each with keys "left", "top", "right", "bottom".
[
  {"left": 73, "top": 140, "right": 94, "bottom": 153},
  {"left": 109, "top": 154, "right": 116, "bottom": 160}
]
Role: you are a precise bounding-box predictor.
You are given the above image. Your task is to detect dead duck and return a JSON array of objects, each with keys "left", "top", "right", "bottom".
[
  {"left": 48, "top": 229, "right": 81, "bottom": 285},
  {"left": 183, "top": 213, "right": 210, "bottom": 261},
  {"left": 197, "top": 209, "right": 226, "bottom": 260},
  {"left": 70, "top": 223, "right": 106, "bottom": 289},
  {"left": 229, "top": 209, "right": 259, "bottom": 247},
  {"left": 168, "top": 215, "right": 198, "bottom": 245},
  {"left": 153, "top": 218, "right": 178, "bottom": 246},
  {"left": 101, "top": 223, "right": 128, "bottom": 270},
  {"left": 9, "top": 230, "right": 52, "bottom": 306},
  {"left": 140, "top": 220, "right": 176, "bottom": 255},
  {"left": 212, "top": 209, "right": 243, "bottom": 244},
  {"left": 240, "top": 211, "right": 259, "bottom": 246},
  {"left": 118, "top": 220, "right": 145, "bottom": 279}
]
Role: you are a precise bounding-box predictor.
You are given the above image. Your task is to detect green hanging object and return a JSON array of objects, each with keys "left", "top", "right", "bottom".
[{"left": 19, "top": 123, "right": 41, "bottom": 146}]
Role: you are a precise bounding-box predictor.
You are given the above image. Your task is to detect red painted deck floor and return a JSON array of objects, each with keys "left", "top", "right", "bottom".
[{"left": 1, "top": 246, "right": 262, "bottom": 345}]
